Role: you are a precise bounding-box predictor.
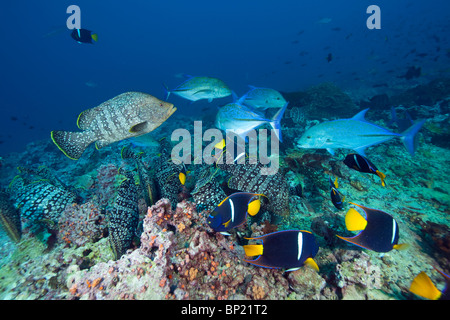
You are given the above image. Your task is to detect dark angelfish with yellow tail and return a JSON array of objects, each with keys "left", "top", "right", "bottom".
[
  {"left": 71, "top": 28, "right": 98, "bottom": 44},
  {"left": 108, "top": 168, "right": 139, "bottom": 260},
  {"left": 51, "top": 92, "right": 176, "bottom": 160},
  {"left": 409, "top": 267, "right": 450, "bottom": 300},
  {"left": 243, "top": 230, "right": 319, "bottom": 272},
  {"left": 343, "top": 153, "right": 386, "bottom": 187},
  {"left": 329, "top": 176, "right": 345, "bottom": 210},
  {"left": 337, "top": 203, "right": 409, "bottom": 253},
  {"left": 207, "top": 192, "right": 265, "bottom": 235}
]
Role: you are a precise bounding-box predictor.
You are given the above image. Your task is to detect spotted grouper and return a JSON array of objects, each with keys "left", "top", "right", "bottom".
[{"left": 51, "top": 92, "right": 177, "bottom": 160}]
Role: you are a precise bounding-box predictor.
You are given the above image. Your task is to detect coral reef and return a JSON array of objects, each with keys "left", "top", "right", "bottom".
[
  {"left": 0, "top": 78, "right": 449, "bottom": 302},
  {"left": 57, "top": 201, "right": 106, "bottom": 247}
]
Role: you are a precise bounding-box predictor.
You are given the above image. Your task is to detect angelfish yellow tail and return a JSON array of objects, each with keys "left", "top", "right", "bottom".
[{"left": 409, "top": 271, "right": 441, "bottom": 300}]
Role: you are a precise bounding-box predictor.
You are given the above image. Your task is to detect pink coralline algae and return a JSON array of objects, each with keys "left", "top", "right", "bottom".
[
  {"left": 66, "top": 198, "right": 309, "bottom": 300},
  {"left": 57, "top": 201, "right": 107, "bottom": 247}
]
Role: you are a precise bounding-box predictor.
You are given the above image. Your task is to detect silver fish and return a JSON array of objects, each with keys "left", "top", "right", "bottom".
[
  {"left": 164, "top": 75, "right": 231, "bottom": 102},
  {"left": 240, "top": 85, "right": 287, "bottom": 110},
  {"left": 51, "top": 92, "right": 176, "bottom": 160},
  {"left": 297, "top": 108, "right": 425, "bottom": 156},
  {"left": 215, "top": 101, "right": 288, "bottom": 142}
]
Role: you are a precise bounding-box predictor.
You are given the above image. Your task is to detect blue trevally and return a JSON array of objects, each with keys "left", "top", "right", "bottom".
[
  {"left": 240, "top": 85, "right": 287, "bottom": 110},
  {"left": 296, "top": 108, "right": 425, "bottom": 156},
  {"left": 215, "top": 101, "right": 288, "bottom": 142},
  {"left": 164, "top": 75, "right": 231, "bottom": 103}
]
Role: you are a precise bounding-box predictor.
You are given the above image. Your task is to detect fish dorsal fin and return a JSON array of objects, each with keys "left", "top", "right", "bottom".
[
  {"left": 409, "top": 272, "right": 442, "bottom": 300},
  {"left": 345, "top": 208, "right": 367, "bottom": 231},
  {"left": 243, "top": 244, "right": 263, "bottom": 257},
  {"left": 247, "top": 197, "right": 261, "bottom": 216},
  {"left": 351, "top": 108, "right": 370, "bottom": 122},
  {"left": 304, "top": 257, "right": 320, "bottom": 272}
]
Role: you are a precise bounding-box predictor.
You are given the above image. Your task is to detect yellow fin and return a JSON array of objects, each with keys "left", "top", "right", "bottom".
[
  {"left": 304, "top": 257, "right": 319, "bottom": 272},
  {"left": 215, "top": 138, "right": 226, "bottom": 149},
  {"left": 179, "top": 172, "right": 186, "bottom": 185},
  {"left": 244, "top": 244, "right": 263, "bottom": 257},
  {"left": 334, "top": 177, "right": 338, "bottom": 188},
  {"left": 91, "top": 33, "right": 98, "bottom": 42},
  {"left": 247, "top": 198, "right": 261, "bottom": 216},
  {"left": 345, "top": 208, "right": 367, "bottom": 231},
  {"left": 376, "top": 170, "right": 386, "bottom": 187},
  {"left": 393, "top": 243, "right": 409, "bottom": 250},
  {"left": 410, "top": 272, "right": 442, "bottom": 300},
  {"left": 223, "top": 219, "right": 231, "bottom": 228}
]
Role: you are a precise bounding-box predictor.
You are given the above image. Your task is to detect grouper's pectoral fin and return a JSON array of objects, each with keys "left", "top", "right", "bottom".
[{"left": 51, "top": 130, "right": 97, "bottom": 160}]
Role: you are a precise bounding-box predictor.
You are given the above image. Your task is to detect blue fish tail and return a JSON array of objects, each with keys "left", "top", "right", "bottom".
[
  {"left": 269, "top": 102, "right": 288, "bottom": 142},
  {"left": 401, "top": 119, "right": 426, "bottom": 156},
  {"left": 163, "top": 83, "right": 170, "bottom": 101}
]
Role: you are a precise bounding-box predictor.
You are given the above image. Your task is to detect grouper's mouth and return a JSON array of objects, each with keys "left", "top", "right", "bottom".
[{"left": 168, "top": 105, "right": 177, "bottom": 117}]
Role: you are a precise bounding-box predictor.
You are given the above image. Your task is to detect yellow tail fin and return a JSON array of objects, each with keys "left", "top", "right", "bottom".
[
  {"left": 244, "top": 244, "right": 263, "bottom": 257},
  {"left": 393, "top": 243, "right": 409, "bottom": 250},
  {"left": 345, "top": 208, "right": 367, "bottom": 231},
  {"left": 179, "top": 172, "right": 186, "bottom": 185},
  {"left": 304, "top": 257, "right": 319, "bottom": 272},
  {"left": 91, "top": 33, "right": 98, "bottom": 42},
  {"left": 247, "top": 198, "right": 261, "bottom": 216},
  {"left": 410, "top": 272, "right": 441, "bottom": 300},
  {"left": 376, "top": 170, "right": 386, "bottom": 187}
]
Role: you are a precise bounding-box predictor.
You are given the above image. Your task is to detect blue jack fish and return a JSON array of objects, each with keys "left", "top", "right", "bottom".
[
  {"left": 297, "top": 108, "right": 425, "bottom": 156},
  {"left": 164, "top": 75, "right": 231, "bottom": 103},
  {"left": 243, "top": 230, "right": 320, "bottom": 272},
  {"left": 337, "top": 203, "right": 409, "bottom": 253},
  {"left": 215, "top": 101, "right": 288, "bottom": 142},
  {"left": 239, "top": 85, "right": 287, "bottom": 110}
]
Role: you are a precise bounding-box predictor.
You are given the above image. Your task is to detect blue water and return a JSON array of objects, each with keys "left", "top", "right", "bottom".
[{"left": 0, "top": 0, "right": 449, "bottom": 155}]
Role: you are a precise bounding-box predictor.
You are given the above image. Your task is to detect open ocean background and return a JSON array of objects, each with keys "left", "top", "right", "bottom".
[{"left": 1, "top": 0, "right": 449, "bottom": 155}]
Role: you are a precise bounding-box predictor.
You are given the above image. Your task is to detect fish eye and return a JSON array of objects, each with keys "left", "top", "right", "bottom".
[
  {"left": 277, "top": 97, "right": 280, "bottom": 100},
  {"left": 307, "top": 136, "right": 311, "bottom": 139}
]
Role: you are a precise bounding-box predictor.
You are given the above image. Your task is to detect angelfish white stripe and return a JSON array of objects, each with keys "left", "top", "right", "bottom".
[
  {"left": 297, "top": 232, "right": 303, "bottom": 260},
  {"left": 391, "top": 219, "right": 397, "bottom": 244},
  {"left": 229, "top": 199, "right": 235, "bottom": 222},
  {"left": 354, "top": 154, "right": 361, "bottom": 169}
]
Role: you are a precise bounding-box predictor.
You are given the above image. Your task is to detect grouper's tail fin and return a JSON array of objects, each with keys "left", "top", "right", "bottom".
[
  {"left": 401, "top": 119, "right": 426, "bottom": 156},
  {"left": 51, "top": 130, "right": 96, "bottom": 160},
  {"left": 269, "top": 101, "right": 288, "bottom": 142}
]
